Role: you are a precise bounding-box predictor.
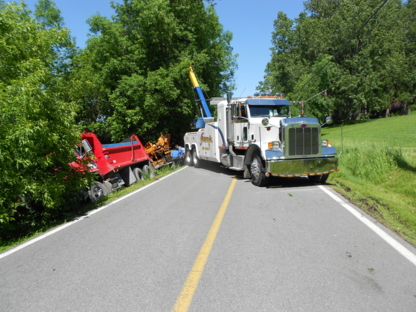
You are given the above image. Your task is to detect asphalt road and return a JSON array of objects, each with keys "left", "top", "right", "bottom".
[{"left": 1, "top": 163, "right": 416, "bottom": 312}]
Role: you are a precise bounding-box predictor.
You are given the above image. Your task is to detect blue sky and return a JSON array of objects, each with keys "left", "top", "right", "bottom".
[{"left": 11, "top": 0, "right": 306, "bottom": 97}]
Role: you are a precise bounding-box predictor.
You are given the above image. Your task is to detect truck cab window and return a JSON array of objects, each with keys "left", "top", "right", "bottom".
[{"left": 249, "top": 105, "right": 289, "bottom": 117}]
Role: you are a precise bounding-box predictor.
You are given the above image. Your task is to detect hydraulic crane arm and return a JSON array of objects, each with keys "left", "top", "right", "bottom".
[{"left": 189, "top": 66, "right": 212, "bottom": 118}]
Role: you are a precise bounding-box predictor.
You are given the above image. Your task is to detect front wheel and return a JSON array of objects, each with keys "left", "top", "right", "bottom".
[
  {"left": 250, "top": 153, "right": 269, "bottom": 187},
  {"left": 309, "top": 174, "right": 328, "bottom": 184},
  {"left": 89, "top": 182, "right": 109, "bottom": 202}
]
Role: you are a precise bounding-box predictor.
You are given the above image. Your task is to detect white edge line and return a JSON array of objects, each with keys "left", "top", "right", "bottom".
[
  {"left": 318, "top": 185, "right": 416, "bottom": 266},
  {"left": 0, "top": 167, "right": 188, "bottom": 260}
]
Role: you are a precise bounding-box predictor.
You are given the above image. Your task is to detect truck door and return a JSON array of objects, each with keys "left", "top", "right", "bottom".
[{"left": 233, "top": 103, "right": 248, "bottom": 148}]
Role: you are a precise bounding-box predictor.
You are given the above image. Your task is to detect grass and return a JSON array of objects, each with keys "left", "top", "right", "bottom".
[
  {"left": 322, "top": 111, "right": 416, "bottom": 246},
  {"left": 0, "top": 164, "right": 182, "bottom": 253}
]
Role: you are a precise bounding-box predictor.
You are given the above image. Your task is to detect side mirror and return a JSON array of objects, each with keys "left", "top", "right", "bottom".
[
  {"left": 227, "top": 92, "right": 233, "bottom": 104},
  {"left": 321, "top": 116, "right": 333, "bottom": 127},
  {"left": 326, "top": 116, "right": 333, "bottom": 125},
  {"left": 82, "top": 139, "right": 92, "bottom": 153}
]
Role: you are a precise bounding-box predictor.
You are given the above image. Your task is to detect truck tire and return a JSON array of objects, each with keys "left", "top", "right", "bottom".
[
  {"left": 250, "top": 153, "right": 269, "bottom": 187},
  {"left": 142, "top": 164, "right": 155, "bottom": 179},
  {"left": 185, "top": 148, "right": 193, "bottom": 166},
  {"left": 133, "top": 167, "right": 144, "bottom": 182},
  {"left": 193, "top": 149, "right": 201, "bottom": 168},
  {"left": 309, "top": 174, "right": 328, "bottom": 184},
  {"left": 89, "top": 182, "right": 109, "bottom": 202}
]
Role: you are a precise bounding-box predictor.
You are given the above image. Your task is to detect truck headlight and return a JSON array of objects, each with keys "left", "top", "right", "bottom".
[
  {"left": 321, "top": 139, "right": 331, "bottom": 147},
  {"left": 268, "top": 141, "right": 281, "bottom": 149}
]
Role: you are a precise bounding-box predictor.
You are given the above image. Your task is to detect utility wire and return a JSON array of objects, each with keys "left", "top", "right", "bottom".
[{"left": 293, "top": 0, "right": 391, "bottom": 96}]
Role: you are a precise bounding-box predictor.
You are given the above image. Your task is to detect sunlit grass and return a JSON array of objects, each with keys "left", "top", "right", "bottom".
[{"left": 323, "top": 112, "right": 416, "bottom": 245}]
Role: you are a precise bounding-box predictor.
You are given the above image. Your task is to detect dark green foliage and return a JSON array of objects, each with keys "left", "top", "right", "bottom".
[
  {"left": 0, "top": 2, "right": 93, "bottom": 236},
  {"left": 403, "top": 0, "right": 416, "bottom": 107},
  {"left": 72, "top": 0, "right": 237, "bottom": 144},
  {"left": 260, "top": 0, "right": 414, "bottom": 123}
]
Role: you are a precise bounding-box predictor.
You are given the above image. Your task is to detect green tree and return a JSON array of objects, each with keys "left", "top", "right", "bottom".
[
  {"left": 0, "top": 2, "right": 91, "bottom": 232},
  {"left": 260, "top": 11, "right": 307, "bottom": 97},
  {"left": 73, "top": 0, "right": 237, "bottom": 144},
  {"left": 261, "top": 0, "right": 410, "bottom": 122},
  {"left": 34, "top": 0, "right": 78, "bottom": 79},
  {"left": 403, "top": 0, "right": 416, "bottom": 111},
  {"left": 35, "top": 0, "right": 64, "bottom": 28}
]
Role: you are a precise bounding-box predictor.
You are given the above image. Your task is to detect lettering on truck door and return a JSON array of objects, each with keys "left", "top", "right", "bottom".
[{"left": 199, "top": 124, "right": 219, "bottom": 162}]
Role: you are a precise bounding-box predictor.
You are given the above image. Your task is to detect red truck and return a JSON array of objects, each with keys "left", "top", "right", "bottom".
[{"left": 72, "top": 132, "right": 154, "bottom": 201}]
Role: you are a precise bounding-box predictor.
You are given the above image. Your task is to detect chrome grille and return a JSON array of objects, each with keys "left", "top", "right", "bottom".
[{"left": 288, "top": 127, "right": 319, "bottom": 156}]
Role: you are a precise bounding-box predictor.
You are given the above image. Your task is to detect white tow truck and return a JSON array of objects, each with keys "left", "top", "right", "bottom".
[{"left": 184, "top": 67, "right": 339, "bottom": 186}]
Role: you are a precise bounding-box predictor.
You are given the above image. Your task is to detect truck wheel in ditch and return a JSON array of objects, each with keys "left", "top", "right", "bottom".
[
  {"left": 133, "top": 167, "right": 144, "bottom": 182},
  {"left": 142, "top": 164, "right": 155, "bottom": 179},
  {"left": 250, "top": 153, "right": 269, "bottom": 187},
  {"left": 89, "top": 182, "right": 109, "bottom": 202},
  {"left": 309, "top": 174, "right": 328, "bottom": 184},
  {"left": 185, "top": 148, "right": 194, "bottom": 166},
  {"left": 193, "top": 149, "right": 201, "bottom": 168}
]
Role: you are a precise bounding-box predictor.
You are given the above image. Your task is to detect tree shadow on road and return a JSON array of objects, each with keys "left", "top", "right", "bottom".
[{"left": 265, "top": 176, "right": 318, "bottom": 189}]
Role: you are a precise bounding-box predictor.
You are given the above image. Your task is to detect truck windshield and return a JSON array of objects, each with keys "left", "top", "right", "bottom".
[{"left": 249, "top": 105, "right": 289, "bottom": 117}]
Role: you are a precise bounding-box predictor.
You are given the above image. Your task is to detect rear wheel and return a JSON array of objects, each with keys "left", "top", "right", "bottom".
[
  {"left": 89, "top": 182, "right": 109, "bottom": 202},
  {"left": 193, "top": 149, "right": 201, "bottom": 168},
  {"left": 133, "top": 167, "right": 144, "bottom": 182},
  {"left": 309, "top": 174, "right": 328, "bottom": 184},
  {"left": 142, "top": 164, "right": 155, "bottom": 179},
  {"left": 250, "top": 153, "right": 269, "bottom": 187},
  {"left": 185, "top": 148, "right": 193, "bottom": 166}
]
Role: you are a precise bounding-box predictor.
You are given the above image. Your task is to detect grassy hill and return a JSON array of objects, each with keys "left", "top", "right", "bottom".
[{"left": 322, "top": 112, "right": 416, "bottom": 246}]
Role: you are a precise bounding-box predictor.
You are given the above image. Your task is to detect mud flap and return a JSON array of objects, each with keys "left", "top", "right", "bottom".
[
  {"left": 103, "top": 181, "right": 113, "bottom": 194},
  {"left": 119, "top": 166, "right": 137, "bottom": 186}
]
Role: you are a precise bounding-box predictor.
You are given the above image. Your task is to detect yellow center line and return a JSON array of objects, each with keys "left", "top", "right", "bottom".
[{"left": 171, "top": 176, "right": 238, "bottom": 312}]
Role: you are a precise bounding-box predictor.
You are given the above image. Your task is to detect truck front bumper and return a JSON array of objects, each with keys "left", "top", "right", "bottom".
[{"left": 266, "top": 157, "right": 338, "bottom": 177}]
